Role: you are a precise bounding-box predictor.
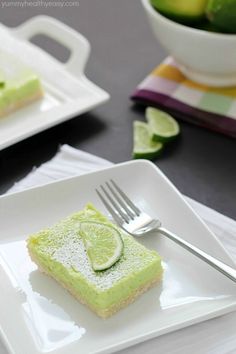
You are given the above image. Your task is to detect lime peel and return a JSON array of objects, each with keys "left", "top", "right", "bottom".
[
  {"left": 133, "top": 121, "right": 163, "bottom": 160},
  {"left": 80, "top": 221, "right": 123, "bottom": 271},
  {"left": 206, "top": 0, "right": 236, "bottom": 34}
]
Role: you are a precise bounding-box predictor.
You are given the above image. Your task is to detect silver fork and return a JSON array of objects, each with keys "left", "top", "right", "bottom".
[{"left": 96, "top": 179, "right": 236, "bottom": 283}]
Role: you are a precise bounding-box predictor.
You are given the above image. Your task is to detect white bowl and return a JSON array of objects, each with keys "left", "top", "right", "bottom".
[{"left": 141, "top": 0, "right": 236, "bottom": 87}]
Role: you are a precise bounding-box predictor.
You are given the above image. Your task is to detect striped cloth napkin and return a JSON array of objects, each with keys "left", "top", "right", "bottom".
[{"left": 131, "top": 57, "right": 236, "bottom": 138}]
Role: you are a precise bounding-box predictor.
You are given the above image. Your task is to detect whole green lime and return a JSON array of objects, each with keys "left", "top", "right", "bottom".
[
  {"left": 206, "top": 0, "right": 236, "bottom": 33},
  {"left": 151, "top": 0, "right": 208, "bottom": 23}
]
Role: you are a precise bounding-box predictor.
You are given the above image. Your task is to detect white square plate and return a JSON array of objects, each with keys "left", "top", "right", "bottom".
[
  {"left": 0, "top": 16, "right": 109, "bottom": 151},
  {"left": 0, "top": 160, "right": 236, "bottom": 354}
]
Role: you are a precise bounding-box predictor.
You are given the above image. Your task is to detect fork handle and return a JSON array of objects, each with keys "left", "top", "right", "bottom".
[{"left": 158, "top": 227, "right": 236, "bottom": 283}]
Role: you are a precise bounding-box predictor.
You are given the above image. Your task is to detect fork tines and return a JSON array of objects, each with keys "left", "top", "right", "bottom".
[{"left": 96, "top": 180, "right": 140, "bottom": 225}]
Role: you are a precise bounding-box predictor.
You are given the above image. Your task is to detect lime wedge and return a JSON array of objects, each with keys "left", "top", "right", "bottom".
[
  {"left": 146, "top": 107, "right": 180, "bottom": 142},
  {"left": 133, "top": 121, "right": 163, "bottom": 160},
  {"left": 80, "top": 221, "right": 123, "bottom": 271}
]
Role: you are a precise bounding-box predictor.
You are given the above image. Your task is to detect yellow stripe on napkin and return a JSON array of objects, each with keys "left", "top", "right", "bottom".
[{"left": 152, "top": 63, "right": 236, "bottom": 99}]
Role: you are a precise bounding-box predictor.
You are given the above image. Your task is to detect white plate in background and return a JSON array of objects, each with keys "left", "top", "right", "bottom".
[
  {"left": 0, "top": 160, "right": 235, "bottom": 354},
  {"left": 0, "top": 15, "right": 109, "bottom": 151}
]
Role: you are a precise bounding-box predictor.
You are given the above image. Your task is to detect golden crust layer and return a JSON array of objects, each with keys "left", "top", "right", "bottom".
[{"left": 0, "top": 89, "right": 43, "bottom": 118}]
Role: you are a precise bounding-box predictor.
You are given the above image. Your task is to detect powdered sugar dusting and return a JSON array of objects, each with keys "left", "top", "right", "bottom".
[{"left": 33, "top": 205, "right": 159, "bottom": 291}]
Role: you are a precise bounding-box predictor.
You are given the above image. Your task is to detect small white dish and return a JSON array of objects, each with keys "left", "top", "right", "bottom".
[
  {"left": 0, "top": 16, "right": 109, "bottom": 151},
  {"left": 141, "top": 0, "right": 236, "bottom": 87},
  {"left": 0, "top": 160, "right": 236, "bottom": 354}
]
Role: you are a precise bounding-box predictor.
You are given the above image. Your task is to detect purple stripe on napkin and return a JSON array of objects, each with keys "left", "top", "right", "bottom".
[{"left": 131, "top": 89, "right": 236, "bottom": 138}]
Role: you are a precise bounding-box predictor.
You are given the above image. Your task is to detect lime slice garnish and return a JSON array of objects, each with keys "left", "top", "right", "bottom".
[
  {"left": 133, "top": 121, "right": 163, "bottom": 160},
  {"left": 146, "top": 107, "right": 180, "bottom": 142},
  {"left": 80, "top": 221, "right": 123, "bottom": 271}
]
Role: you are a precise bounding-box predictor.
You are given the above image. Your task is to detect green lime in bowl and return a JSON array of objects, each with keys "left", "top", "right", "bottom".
[
  {"left": 150, "top": 0, "right": 208, "bottom": 23},
  {"left": 206, "top": 0, "right": 236, "bottom": 33}
]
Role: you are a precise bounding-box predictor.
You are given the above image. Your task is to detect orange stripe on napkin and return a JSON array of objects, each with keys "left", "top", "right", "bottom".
[{"left": 152, "top": 64, "right": 185, "bottom": 83}]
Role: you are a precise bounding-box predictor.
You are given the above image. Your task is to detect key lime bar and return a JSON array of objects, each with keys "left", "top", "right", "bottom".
[
  {"left": 0, "top": 52, "right": 43, "bottom": 117},
  {"left": 27, "top": 204, "right": 163, "bottom": 318}
]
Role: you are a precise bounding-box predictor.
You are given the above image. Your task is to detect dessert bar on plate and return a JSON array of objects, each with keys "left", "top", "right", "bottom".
[
  {"left": 27, "top": 203, "right": 163, "bottom": 318},
  {"left": 0, "top": 16, "right": 109, "bottom": 151},
  {"left": 1, "top": 160, "right": 235, "bottom": 354},
  {"left": 0, "top": 52, "right": 43, "bottom": 117}
]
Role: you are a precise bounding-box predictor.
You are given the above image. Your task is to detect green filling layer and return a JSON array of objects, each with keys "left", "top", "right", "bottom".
[
  {"left": 28, "top": 204, "right": 163, "bottom": 311},
  {"left": 0, "top": 70, "right": 41, "bottom": 110},
  {"left": 0, "top": 52, "right": 42, "bottom": 112}
]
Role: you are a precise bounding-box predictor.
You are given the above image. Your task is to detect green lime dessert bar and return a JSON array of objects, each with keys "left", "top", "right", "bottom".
[
  {"left": 27, "top": 204, "right": 163, "bottom": 318},
  {"left": 0, "top": 52, "right": 43, "bottom": 117}
]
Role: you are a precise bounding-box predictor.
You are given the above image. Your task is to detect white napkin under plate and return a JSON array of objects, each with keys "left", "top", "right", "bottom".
[{"left": 1, "top": 144, "right": 236, "bottom": 354}]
